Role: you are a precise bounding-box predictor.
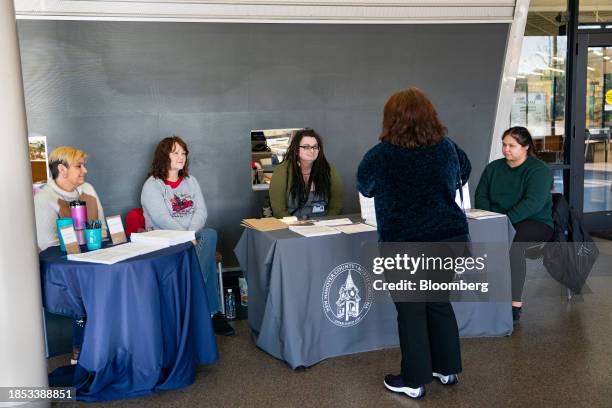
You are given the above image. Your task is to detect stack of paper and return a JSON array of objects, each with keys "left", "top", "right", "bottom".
[
  {"left": 280, "top": 216, "right": 299, "bottom": 224},
  {"left": 465, "top": 208, "right": 505, "bottom": 219},
  {"left": 333, "top": 223, "right": 377, "bottom": 234},
  {"left": 130, "top": 229, "right": 195, "bottom": 246},
  {"left": 67, "top": 242, "right": 167, "bottom": 264},
  {"left": 288, "top": 225, "right": 342, "bottom": 237},
  {"left": 241, "top": 218, "right": 288, "bottom": 231},
  {"left": 312, "top": 218, "right": 353, "bottom": 227}
]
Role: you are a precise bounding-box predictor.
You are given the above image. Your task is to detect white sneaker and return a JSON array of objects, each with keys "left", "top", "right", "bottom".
[
  {"left": 384, "top": 375, "right": 426, "bottom": 399},
  {"left": 433, "top": 372, "right": 459, "bottom": 385}
]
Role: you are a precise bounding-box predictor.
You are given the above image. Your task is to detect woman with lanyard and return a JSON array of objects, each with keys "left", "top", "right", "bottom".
[{"left": 269, "top": 128, "right": 343, "bottom": 219}]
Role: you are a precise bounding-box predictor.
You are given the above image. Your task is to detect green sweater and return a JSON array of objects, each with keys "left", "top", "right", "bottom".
[
  {"left": 269, "top": 161, "right": 343, "bottom": 218},
  {"left": 475, "top": 156, "right": 553, "bottom": 227}
]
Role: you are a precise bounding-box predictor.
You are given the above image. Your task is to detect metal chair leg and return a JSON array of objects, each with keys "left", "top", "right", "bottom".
[
  {"left": 218, "top": 261, "right": 225, "bottom": 315},
  {"left": 42, "top": 308, "right": 49, "bottom": 358}
]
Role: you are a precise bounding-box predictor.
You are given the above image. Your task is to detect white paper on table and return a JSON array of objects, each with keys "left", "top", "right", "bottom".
[
  {"left": 68, "top": 249, "right": 126, "bottom": 264},
  {"left": 288, "top": 225, "right": 342, "bottom": 237},
  {"left": 312, "top": 218, "right": 353, "bottom": 227},
  {"left": 106, "top": 215, "right": 125, "bottom": 235},
  {"left": 130, "top": 229, "right": 195, "bottom": 246},
  {"left": 333, "top": 223, "right": 377, "bottom": 234},
  {"left": 59, "top": 225, "right": 78, "bottom": 244},
  {"left": 465, "top": 208, "right": 505, "bottom": 220},
  {"left": 67, "top": 242, "right": 167, "bottom": 264}
]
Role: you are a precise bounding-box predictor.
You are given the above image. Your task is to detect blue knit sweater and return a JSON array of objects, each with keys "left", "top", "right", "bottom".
[{"left": 357, "top": 138, "right": 471, "bottom": 242}]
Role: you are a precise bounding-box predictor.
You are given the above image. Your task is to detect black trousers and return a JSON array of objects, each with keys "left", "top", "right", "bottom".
[
  {"left": 510, "top": 219, "right": 554, "bottom": 302},
  {"left": 386, "top": 234, "right": 467, "bottom": 387},
  {"left": 394, "top": 301, "right": 462, "bottom": 387}
]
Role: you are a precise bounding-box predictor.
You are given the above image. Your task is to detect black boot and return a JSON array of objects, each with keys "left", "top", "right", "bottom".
[{"left": 212, "top": 312, "right": 235, "bottom": 336}]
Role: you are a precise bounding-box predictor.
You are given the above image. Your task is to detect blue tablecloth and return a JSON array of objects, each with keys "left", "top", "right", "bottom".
[{"left": 40, "top": 242, "right": 219, "bottom": 401}]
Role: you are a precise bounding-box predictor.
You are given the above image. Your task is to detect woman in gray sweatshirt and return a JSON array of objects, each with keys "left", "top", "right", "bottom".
[{"left": 141, "top": 136, "right": 234, "bottom": 336}]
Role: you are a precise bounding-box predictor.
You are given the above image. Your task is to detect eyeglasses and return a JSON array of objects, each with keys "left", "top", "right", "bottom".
[{"left": 299, "top": 145, "right": 320, "bottom": 152}]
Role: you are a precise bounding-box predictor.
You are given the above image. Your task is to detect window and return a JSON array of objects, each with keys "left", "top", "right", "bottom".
[{"left": 511, "top": 0, "right": 568, "bottom": 164}]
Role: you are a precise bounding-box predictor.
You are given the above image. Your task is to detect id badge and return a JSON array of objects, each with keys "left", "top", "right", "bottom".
[{"left": 312, "top": 202, "right": 326, "bottom": 214}]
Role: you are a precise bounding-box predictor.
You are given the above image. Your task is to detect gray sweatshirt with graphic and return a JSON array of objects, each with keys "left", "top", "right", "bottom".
[{"left": 140, "top": 175, "right": 207, "bottom": 232}]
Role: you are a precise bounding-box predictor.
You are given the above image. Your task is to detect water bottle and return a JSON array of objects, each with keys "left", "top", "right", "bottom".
[
  {"left": 69, "top": 200, "right": 88, "bottom": 245},
  {"left": 238, "top": 277, "right": 248, "bottom": 307},
  {"left": 225, "top": 289, "right": 236, "bottom": 320}
]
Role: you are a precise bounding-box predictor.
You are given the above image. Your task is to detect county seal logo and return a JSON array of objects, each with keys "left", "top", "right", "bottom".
[{"left": 322, "top": 262, "right": 373, "bottom": 327}]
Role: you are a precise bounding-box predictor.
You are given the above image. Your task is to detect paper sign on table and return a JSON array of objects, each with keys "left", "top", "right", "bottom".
[
  {"left": 106, "top": 215, "right": 127, "bottom": 244},
  {"left": 60, "top": 225, "right": 80, "bottom": 254},
  {"left": 359, "top": 193, "right": 377, "bottom": 227}
]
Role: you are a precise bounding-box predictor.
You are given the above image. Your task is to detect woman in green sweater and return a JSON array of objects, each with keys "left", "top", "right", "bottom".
[
  {"left": 269, "top": 128, "right": 343, "bottom": 218},
  {"left": 475, "top": 126, "right": 553, "bottom": 324}
]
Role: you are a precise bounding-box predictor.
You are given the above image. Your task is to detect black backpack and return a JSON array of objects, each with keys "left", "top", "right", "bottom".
[{"left": 543, "top": 193, "right": 599, "bottom": 294}]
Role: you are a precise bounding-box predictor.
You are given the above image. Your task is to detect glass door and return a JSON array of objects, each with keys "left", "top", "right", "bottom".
[
  {"left": 577, "top": 31, "right": 612, "bottom": 230},
  {"left": 584, "top": 45, "right": 612, "bottom": 213}
]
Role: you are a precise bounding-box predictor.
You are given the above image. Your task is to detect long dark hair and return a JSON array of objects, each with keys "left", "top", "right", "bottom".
[
  {"left": 283, "top": 128, "right": 331, "bottom": 206},
  {"left": 380, "top": 87, "right": 447, "bottom": 148},
  {"left": 503, "top": 126, "right": 538, "bottom": 157},
  {"left": 149, "top": 136, "right": 190, "bottom": 180}
]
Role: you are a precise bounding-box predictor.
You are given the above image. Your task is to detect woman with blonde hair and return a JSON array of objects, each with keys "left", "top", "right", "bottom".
[
  {"left": 34, "top": 146, "right": 107, "bottom": 252},
  {"left": 34, "top": 145, "right": 107, "bottom": 364}
]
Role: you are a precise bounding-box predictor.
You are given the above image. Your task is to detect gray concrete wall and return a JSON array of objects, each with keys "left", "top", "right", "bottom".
[{"left": 18, "top": 21, "right": 508, "bottom": 265}]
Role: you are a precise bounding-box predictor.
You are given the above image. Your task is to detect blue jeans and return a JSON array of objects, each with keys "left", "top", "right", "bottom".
[{"left": 195, "top": 228, "right": 221, "bottom": 315}]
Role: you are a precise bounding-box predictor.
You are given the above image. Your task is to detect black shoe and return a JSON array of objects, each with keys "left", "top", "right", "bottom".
[
  {"left": 383, "top": 374, "right": 426, "bottom": 399},
  {"left": 212, "top": 312, "right": 235, "bottom": 336},
  {"left": 433, "top": 372, "right": 459, "bottom": 385},
  {"left": 512, "top": 306, "right": 522, "bottom": 325}
]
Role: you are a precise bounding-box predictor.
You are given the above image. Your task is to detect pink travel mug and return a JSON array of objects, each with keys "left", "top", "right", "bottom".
[{"left": 70, "top": 200, "right": 88, "bottom": 245}]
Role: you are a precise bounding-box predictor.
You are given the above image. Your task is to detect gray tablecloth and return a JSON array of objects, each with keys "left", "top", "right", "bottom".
[{"left": 234, "top": 216, "right": 515, "bottom": 369}]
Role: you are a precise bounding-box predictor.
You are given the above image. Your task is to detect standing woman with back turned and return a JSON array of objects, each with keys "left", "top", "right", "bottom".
[
  {"left": 475, "top": 126, "right": 553, "bottom": 324},
  {"left": 357, "top": 87, "right": 470, "bottom": 400}
]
